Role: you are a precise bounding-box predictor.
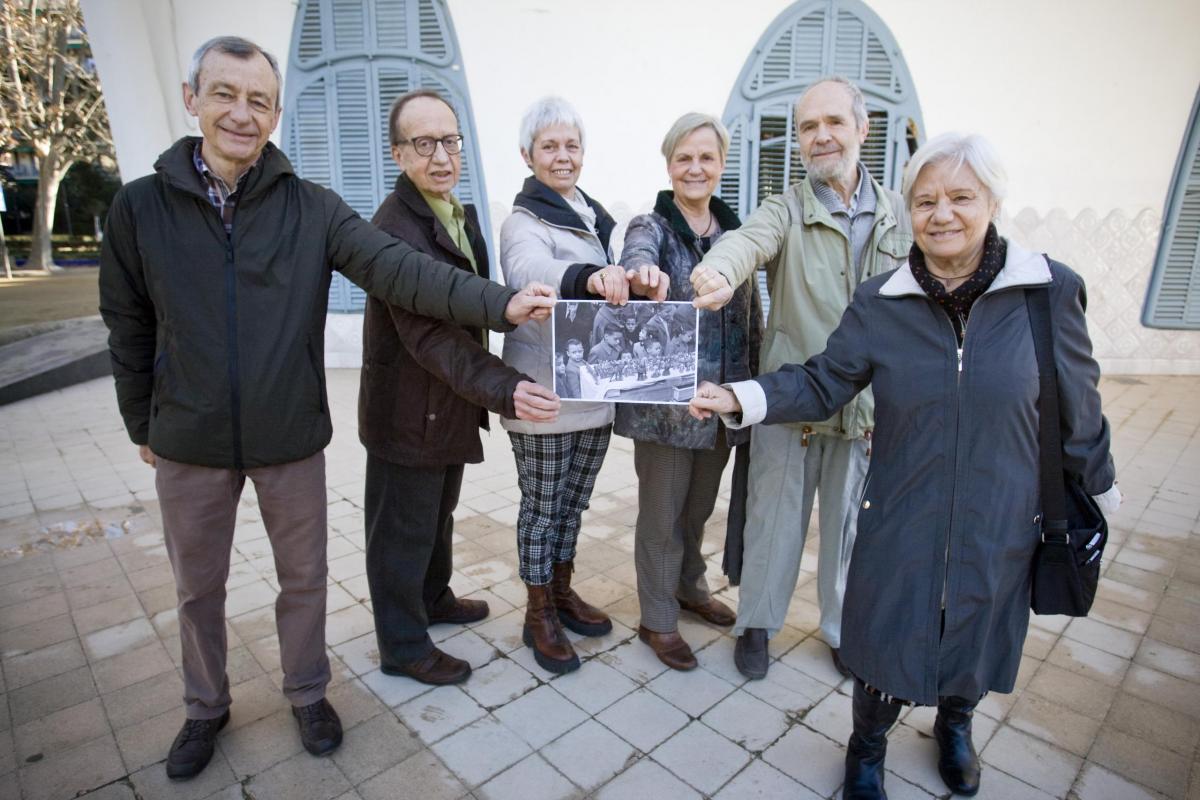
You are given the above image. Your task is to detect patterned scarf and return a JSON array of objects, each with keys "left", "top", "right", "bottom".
[{"left": 909, "top": 223, "right": 1006, "bottom": 342}]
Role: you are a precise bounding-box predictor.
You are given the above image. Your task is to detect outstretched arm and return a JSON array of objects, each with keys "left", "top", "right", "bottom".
[
  {"left": 328, "top": 192, "right": 546, "bottom": 330},
  {"left": 691, "top": 285, "right": 874, "bottom": 426}
]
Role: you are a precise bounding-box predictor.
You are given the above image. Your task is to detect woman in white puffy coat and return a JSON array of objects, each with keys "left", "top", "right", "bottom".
[{"left": 500, "top": 96, "right": 666, "bottom": 674}]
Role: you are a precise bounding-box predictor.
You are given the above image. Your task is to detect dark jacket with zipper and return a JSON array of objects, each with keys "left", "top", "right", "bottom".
[
  {"left": 99, "top": 136, "right": 517, "bottom": 470},
  {"left": 358, "top": 174, "right": 531, "bottom": 467},
  {"left": 615, "top": 191, "right": 762, "bottom": 450}
]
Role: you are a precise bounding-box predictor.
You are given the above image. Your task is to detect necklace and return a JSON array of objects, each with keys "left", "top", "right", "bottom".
[{"left": 926, "top": 265, "right": 978, "bottom": 282}]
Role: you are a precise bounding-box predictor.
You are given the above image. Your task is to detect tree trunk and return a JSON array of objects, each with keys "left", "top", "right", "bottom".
[{"left": 27, "top": 148, "right": 71, "bottom": 273}]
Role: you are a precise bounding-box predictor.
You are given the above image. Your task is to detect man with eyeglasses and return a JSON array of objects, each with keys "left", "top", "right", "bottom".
[{"left": 358, "top": 90, "right": 563, "bottom": 686}]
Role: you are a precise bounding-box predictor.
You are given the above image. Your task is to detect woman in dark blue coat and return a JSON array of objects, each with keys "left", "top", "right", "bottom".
[{"left": 690, "top": 133, "right": 1118, "bottom": 800}]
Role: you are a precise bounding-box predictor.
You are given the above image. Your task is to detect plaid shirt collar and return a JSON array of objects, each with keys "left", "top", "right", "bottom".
[{"left": 192, "top": 142, "right": 258, "bottom": 233}]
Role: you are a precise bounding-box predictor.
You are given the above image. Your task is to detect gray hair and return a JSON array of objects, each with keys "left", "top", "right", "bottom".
[
  {"left": 519, "top": 96, "right": 586, "bottom": 155},
  {"left": 660, "top": 112, "right": 730, "bottom": 162},
  {"left": 188, "top": 36, "right": 283, "bottom": 109},
  {"left": 793, "top": 75, "right": 868, "bottom": 131},
  {"left": 901, "top": 132, "right": 1008, "bottom": 209}
]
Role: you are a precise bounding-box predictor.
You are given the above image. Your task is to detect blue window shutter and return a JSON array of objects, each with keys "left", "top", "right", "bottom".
[
  {"left": 281, "top": 0, "right": 491, "bottom": 313},
  {"left": 1144, "top": 86, "right": 1200, "bottom": 329}
]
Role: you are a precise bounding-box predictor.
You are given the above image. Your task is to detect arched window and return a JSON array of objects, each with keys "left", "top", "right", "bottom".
[
  {"left": 719, "top": 0, "right": 922, "bottom": 218},
  {"left": 281, "top": 0, "right": 489, "bottom": 312},
  {"left": 1143, "top": 86, "right": 1200, "bottom": 330}
]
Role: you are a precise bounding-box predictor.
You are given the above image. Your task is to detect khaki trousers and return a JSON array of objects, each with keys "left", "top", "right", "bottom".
[
  {"left": 734, "top": 426, "right": 869, "bottom": 647},
  {"left": 156, "top": 451, "right": 330, "bottom": 720}
]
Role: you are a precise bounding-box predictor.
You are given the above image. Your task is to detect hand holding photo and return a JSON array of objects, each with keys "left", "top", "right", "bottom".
[{"left": 552, "top": 300, "right": 699, "bottom": 405}]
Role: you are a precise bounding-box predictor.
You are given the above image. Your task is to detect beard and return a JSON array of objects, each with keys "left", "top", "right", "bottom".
[{"left": 802, "top": 147, "right": 858, "bottom": 185}]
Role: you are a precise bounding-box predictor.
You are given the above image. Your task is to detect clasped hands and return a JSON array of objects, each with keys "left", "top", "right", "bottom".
[
  {"left": 587, "top": 264, "right": 671, "bottom": 304},
  {"left": 504, "top": 262, "right": 673, "bottom": 325}
]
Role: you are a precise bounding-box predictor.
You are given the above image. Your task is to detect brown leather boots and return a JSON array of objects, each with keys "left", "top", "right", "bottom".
[
  {"left": 551, "top": 561, "right": 613, "bottom": 637},
  {"left": 522, "top": 561, "right": 612, "bottom": 674}
]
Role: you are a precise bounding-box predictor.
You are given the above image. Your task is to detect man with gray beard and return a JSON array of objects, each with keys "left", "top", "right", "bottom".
[{"left": 691, "top": 77, "right": 911, "bottom": 680}]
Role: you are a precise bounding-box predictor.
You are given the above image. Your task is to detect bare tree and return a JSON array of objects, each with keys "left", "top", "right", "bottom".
[{"left": 0, "top": 0, "right": 111, "bottom": 272}]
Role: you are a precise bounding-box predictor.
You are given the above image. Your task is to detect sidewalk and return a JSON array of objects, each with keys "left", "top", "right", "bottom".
[{"left": 0, "top": 371, "right": 1197, "bottom": 800}]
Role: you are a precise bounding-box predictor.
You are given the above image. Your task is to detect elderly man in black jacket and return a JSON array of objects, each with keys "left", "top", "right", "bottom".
[
  {"left": 359, "top": 90, "right": 560, "bottom": 687},
  {"left": 98, "top": 36, "right": 552, "bottom": 782}
]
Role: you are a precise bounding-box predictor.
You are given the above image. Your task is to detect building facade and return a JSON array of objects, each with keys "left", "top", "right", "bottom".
[{"left": 80, "top": 0, "right": 1200, "bottom": 372}]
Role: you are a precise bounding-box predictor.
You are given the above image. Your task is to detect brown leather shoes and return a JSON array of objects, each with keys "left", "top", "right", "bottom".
[
  {"left": 677, "top": 596, "right": 736, "bottom": 627},
  {"left": 524, "top": 583, "right": 580, "bottom": 674},
  {"left": 428, "top": 597, "right": 489, "bottom": 626},
  {"left": 551, "top": 561, "right": 613, "bottom": 637},
  {"left": 381, "top": 647, "right": 471, "bottom": 685},
  {"left": 638, "top": 626, "right": 697, "bottom": 671}
]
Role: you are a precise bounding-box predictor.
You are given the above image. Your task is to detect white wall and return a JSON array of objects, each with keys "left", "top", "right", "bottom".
[{"left": 871, "top": 0, "right": 1200, "bottom": 217}]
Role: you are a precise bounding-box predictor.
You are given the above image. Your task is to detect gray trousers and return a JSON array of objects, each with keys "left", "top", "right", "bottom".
[
  {"left": 156, "top": 452, "right": 331, "bottom": 719},
  {"left": 633, "top": 437, "right": 731, "bottom": 632},
  {"left": 734, "top": 426, "right": 869, "bottom": 647}
]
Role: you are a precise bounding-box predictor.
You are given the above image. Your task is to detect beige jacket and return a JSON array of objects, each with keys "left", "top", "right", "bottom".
[
  {"left": 704, "top": 174, "right": 911, "bottom": 438},
  {"left": 499, "top": 204, "right": 615, "bottom": 435}
]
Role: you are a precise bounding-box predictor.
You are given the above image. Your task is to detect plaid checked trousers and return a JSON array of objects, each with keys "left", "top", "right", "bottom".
[{"left": 508, "top": 425, "right": 612, "bottom": 585}]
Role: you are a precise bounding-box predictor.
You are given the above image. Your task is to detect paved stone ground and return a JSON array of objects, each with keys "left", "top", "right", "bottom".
[{"left": 0, "top": 371, "right": 1197, "bottom": 800}]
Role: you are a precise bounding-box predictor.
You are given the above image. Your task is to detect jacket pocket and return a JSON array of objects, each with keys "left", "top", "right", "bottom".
[
  {"left": 306, "top": 337, "right": 326, "bottom": 413},
  {"left": 878, "top": 232, "right": 911, "bottom": 264},
  {"left": 152, "top": 328, "right": 175, "bottom": 417}
]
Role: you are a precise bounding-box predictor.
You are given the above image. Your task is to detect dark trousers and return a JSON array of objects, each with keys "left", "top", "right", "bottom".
[{"left": 364, "top": 453, "right": 464, "bottom": 663}]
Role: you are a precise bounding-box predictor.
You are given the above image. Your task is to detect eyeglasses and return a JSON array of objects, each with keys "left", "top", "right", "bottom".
[{"left": 397, "top": 135, "right": 464, "bottom": 157}]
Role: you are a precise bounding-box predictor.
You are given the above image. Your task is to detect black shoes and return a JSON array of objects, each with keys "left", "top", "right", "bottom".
[
  {"left": 843, "top": 682, "right": 902, "bottom": 799},
  {"left": 735, "top": 628, "right": 769, "bottom": 679},
  {"left": 292, "top": 698, "right": 343, "bottom": 756},
  {"left": 166, "top": 710, "right": 230, "bottom": 780},
  {"left": 934, "top": 696, "right": 981, "bottom": 796},
  {"left": 167, "top": 699, "right": 342, "bottom": 779}
]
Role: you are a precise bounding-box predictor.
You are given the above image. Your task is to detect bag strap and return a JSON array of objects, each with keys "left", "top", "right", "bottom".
[{"left": 1024, "top": 286, "right": 1069, "bottom": 536}]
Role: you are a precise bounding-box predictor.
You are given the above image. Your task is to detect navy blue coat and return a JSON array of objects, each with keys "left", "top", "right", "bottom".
[{"left": 751, "top": 242, "right": 1114, "bottom": 704}]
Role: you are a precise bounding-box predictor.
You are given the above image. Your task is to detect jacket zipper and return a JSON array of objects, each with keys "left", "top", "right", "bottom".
[
  {"left": 941, "top": 308, "right": 967, "bottom": 611},
  {"left": 224, "top": 212, "right": 243, "bottom": 470}
]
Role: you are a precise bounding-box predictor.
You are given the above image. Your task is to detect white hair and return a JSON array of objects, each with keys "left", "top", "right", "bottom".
[
  {"left": 660, "top": 112, "right": 729, "bottom": 162},
  {"left": 902, "top": 132, "right": 1008, "bottom": 209},
  {"left": 519, "top": 96, "right": 586, "bottom": 155}
]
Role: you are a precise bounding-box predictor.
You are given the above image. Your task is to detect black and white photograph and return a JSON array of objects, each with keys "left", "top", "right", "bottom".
[{"left": 552, "top": 300, "right": 699, "bottom": 404}]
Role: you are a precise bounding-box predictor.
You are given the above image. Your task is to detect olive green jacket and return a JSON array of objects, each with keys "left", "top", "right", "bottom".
[{"left": 705, "top": 174, "right": 911, "bottom": 438}]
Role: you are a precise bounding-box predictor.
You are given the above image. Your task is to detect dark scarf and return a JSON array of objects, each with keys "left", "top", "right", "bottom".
[
  {"left": 910, "top": 223, "right": 1006, "bottom": 342},
  {"left": 511, "top": 176, "right": 616, "bottom": 254}
]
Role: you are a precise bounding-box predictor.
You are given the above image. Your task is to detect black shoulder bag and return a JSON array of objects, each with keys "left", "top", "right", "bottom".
[{"left": 1025, "top": 285, "right": 1107, "bottom": 616}]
